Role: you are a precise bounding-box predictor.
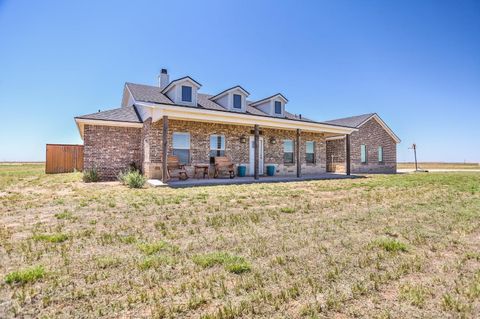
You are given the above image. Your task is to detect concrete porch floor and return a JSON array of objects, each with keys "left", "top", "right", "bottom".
[{"left": 164, "top": 173, "right": 361, "bottom": 188}]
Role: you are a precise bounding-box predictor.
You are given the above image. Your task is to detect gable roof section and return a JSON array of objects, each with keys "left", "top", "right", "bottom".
[
  {"left": 126, "top": 82, "right": 174, "bottom": 105},
  {"left": 209, "top": 85, "right": 250, "bottom": 101},
  {"left": 250, "top": 93, "right": 288, "bottom": 106},
  {"left": 325, "top": 113, "right": 400, "bottom": 143},
  {"left": 75, "top": 106, "right": 142, "bottom": 123},
  {"left": 160, "top": 76, "right": 202, "bottom": 94},
  {"left": 324, "top": 113, "right": 376, "bottom": 128}
]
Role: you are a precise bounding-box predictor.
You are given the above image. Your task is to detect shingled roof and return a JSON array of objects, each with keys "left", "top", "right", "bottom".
[
  {"left": 324, "top": 113, "right": 375, "bottom": 128},
  {"left": 76, "top": 81, "right": 359, "bottom": 129},
  {"left": 324, "top": 113, "right": 401, "bottom": 143},
  {"left": 125, "top": 82, "right": 314, "bottom": 121},
  {"left": 75, "top": 106, "right": 141, "bottom": 123}
]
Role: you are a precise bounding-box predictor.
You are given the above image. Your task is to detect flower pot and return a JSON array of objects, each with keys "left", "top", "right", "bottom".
[
  {"left": 266, "top": 165, "right": 275, "bottom": 176},
  {"left": 237, "top": 165, "right": 246, "bottom": 177}
]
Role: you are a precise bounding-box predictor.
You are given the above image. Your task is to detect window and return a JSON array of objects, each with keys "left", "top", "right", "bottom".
[
  {"left": 284, "top": 140, "right": 294, "bottom": 164},
  {"left": 378, "top": 146, "right": 383, "bottom": 162},
  {"left": 233, "top": 94, "right": 242, "bottom": 109},
  {"left": 306, "top": 141, "right": 315, "bottom": 164},
  {"left": 181, "top": 86, "right": 192, "bottom": 102},
  {"left": 210, "top": 135, "right": 225, "bottom": 163},
  {"left": 361, "top": 144, "right": 367, "bottom": 163},
  {"left": 274, "top": 101, "right": 282, "bottom": 114},
  {"left": 172, "top": 132, "right": 190, "bottom": 164}
]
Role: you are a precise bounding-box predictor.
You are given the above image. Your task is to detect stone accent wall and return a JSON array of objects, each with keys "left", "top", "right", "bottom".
[
  {"left": 83, "top": 124, "right": 142, "bottom": 180},
  {"left": 143, "top": 119, "right": 326, "bottom": 178},
  {"left": 325, "top": 117, "right": 397, "bottom": 174}
]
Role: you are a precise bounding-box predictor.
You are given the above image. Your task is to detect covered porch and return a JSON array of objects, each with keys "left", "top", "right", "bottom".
[{"left": 141, "top": 102, "right": 357, "bottom": 183}]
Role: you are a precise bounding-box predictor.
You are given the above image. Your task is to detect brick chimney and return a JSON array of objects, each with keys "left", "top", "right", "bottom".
[{"left": 158, "top": 69, "right": 169, "bottom": 89}]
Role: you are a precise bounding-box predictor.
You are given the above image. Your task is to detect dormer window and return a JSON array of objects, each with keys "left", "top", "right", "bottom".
[
  {"left": 181, "top": 86, "right": 192, "bottom": 102},
  {"left": 250, "top": 93, "right": 288, "bottom": 117},
  {"left": 233, "top": 94, "right": 242, "bottom": 109},
  {"left": 161, "top": 76, "right": 201, "bottom": 106},
  {"left": 274, "top": 101, "right": 282, "bottom": 114},
  {"left": 210, "top": 86, "right": 250, "bottom": 112}
]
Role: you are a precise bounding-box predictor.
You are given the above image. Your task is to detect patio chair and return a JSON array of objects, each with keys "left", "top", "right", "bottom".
[
  {"left": 214, "top": 156, "right": 235, "bottom": 179},
  {"left": 167, "top": 156, "right": 189, "bottom": 180}
]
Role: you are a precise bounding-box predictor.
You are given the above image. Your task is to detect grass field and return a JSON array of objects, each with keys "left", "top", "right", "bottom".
[
  {"left": 1, "top": 163, "right": 479, "bottom": 318},
  {"left": 398, "top": 162, "right": 479, "bottom": 170}
]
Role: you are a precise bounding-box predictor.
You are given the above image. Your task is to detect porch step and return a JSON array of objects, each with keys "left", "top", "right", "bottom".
[{"left": 147, "top": 179, "right": 167, "bottom": 187}]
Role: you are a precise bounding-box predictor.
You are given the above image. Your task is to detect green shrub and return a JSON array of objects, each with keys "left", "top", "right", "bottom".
[
  {"left": 55, "top": 210, "right": 73, "bottom": 220},
  {"left": 137, "top": 240, "right": 170, "bottom": 255},
  {"left": 192, "top": 252, "right": 251, "bottom": 274},
  {"left": 372, "top": 238, "right": 408, "bottom": 253},
  {"left": 118, "top": 169, "right": 146, "bottom": 188},
  {"left": 83, "top": 168, "right": 99, "bottom": 183},
  {"left": 33, "top": 233, "right": 68, "bottom": 243},
  {"left": 138, "top": 255, "right": 176, "bottom": 270},
  {"left": 5, "top": 266, "right": 45, "bottom": 285}
]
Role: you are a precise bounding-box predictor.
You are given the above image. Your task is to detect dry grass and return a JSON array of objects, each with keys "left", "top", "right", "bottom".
[
  {"left": 398, "top": 162, "right": 479, "bottom": 170},
  {"left": 1, "top": 163, "right": 479, "bottom": 318}
]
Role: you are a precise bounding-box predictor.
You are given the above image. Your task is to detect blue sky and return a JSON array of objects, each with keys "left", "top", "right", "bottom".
[{"left": 0, "top": 0, "right": 479, "bottom": 162}]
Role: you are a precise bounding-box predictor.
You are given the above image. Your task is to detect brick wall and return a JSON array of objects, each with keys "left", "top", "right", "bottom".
[
  {"left": 325, "top": 117, "right": 397, "bottom": 174},
  {"left": 83, "top": 117, "right": 396, "bottom": 180},
  {"left": 83, "top": 125, "right": 142, "bottom": 180}
]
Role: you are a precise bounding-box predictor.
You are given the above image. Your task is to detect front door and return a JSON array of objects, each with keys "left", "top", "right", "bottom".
[{"left": 249, "top": 136, "right": 264, "bottom": 175}]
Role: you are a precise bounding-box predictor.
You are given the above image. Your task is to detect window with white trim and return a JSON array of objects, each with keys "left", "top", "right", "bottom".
[
  {"left": 284, "top": 140, "right": 294, "bottom": 164},
  {"left": 274, "top": 101, "right": 282, "bottom": 114},
  {"left": 306, "top": 141, "right": 315, "bottom": 164},
  {"left": 210, "top": 135, "right": 225, "bottom": 163},
  {"left": 172, "top": 132, "right": 190, "bottom": 164},
  {"left": 361, "top": 144, "right": 367, "bottom": 163},
  {"left": 181, "top": 86, "right": 192, "bottom": 102},
  {"left": 378, "top": 146, "right": 383, "bottom": 162},
  {"left": 233, "top": 94, "right": 242, "bottom": 109}
]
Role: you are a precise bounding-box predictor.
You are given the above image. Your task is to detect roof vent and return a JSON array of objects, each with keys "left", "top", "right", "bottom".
[{"left": 158, "top": 69, "right": 169, "bottom": 89}]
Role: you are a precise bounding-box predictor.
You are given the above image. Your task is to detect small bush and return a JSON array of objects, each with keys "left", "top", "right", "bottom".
[
  {"left": 280, "top": 207, "right": 295, "bottom": 214},
  {"left": 138, "top": 255, "right": 176, "bottom": 270},
  {"left": 372, "top": 238, "right": 408, "bottom": 253},
  {"left": 119, "top": 169, "right": 146, "bottom": 188},
  {"left": 83, "top": 168, "right": 99, "bottom": 183},
  {"left": 192, "top": 252, "right": 251, "bottom": 274},
  {"left": 55, "top": 210, "right": 73, "bottom": 220},
  {"left": 33, "top": 233, "right": 68, "bottom": 243},
  {"left": 137, "top": 240, "right": 170, "bottom": 255},
  {"left": 5, "top": 266, "right": 45, "bottom": 285}
]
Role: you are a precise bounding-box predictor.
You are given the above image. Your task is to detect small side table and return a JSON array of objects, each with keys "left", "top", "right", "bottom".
[{"left": 194, "top": 164, "right": 210, "bottom": 179}]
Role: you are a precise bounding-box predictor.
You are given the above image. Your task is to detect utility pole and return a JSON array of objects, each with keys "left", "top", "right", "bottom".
[{"left": 409, "top": 143, "right": 418, "bottom": 171}]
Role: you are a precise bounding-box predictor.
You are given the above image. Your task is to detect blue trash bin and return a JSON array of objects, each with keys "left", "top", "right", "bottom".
[
  {"left": 266, "top": 165, "right": 275, "bottom": 176},
  {"left": 237, "top": 165, "right": 246, "bottom": 177}
]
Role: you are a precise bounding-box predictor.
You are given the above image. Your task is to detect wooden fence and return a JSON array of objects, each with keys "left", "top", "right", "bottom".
[{"left": 45, "top": 144, "right": 84, "bottom": 174}]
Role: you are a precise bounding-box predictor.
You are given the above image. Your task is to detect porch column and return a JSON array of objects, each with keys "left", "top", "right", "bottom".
[
  {"left": 345, "top": 134, "right": 351, "bottom": 176},
  {"left": 254, "top": 124, "right": 259, "bottom": 180},
  {"left": 296, "top": 129, "right": 301, "bottom": 177},
  {"left": 162, "top": 115, "right": 168, "bottom": 182}
]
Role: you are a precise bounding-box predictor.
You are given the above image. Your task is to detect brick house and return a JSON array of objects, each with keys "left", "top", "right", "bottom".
[{"left": 75, "top": 69, "right": 400, "bottom": 181}]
